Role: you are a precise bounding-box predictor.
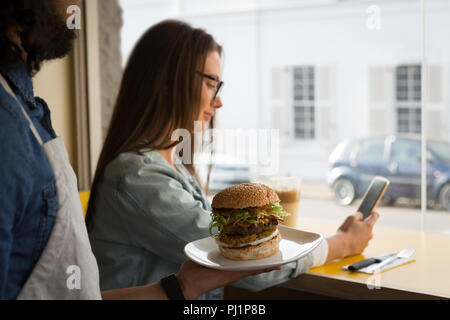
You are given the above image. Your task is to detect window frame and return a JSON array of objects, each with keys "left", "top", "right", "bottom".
[
  {"left": 395, "top": 64, "right": 422, "bottom": 134},
  {"left": 293, "top": 66, "right": 316, "bottom": 141}
]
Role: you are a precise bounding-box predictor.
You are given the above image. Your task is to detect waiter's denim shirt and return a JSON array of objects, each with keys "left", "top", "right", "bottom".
[
  {"left": 0, "top": 62, "right": 57, "bottom": 299},
  {"left": 88, "top": 150, "right": 314, "bottom": 299}
]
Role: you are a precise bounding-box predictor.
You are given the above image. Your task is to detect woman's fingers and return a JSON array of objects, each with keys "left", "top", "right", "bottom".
[
  {"left": 355, "top": 211, "right": 379, "bottom": 226},
  {"left": 335, "top": 211, "right": 380, "bottom": 257},
  {"left": 364, "top": 211, "right": 379, "bottom": 227},
  {"left": 337, "top": 215, "right": 354, "bottom": 232}
]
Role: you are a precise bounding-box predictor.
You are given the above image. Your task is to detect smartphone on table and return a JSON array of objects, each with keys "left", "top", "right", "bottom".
[{"left": 357, "top": 176, "right": 390, "bottom": 219}]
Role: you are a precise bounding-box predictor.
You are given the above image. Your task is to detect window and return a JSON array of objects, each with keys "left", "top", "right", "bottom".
[
  {"left": 116, "top": 0, "right": 450, "bottom": 232},
  {"left": 356, "top": 138, "right": 386, "bottom": 162},
  {"left": 390, "top": 139, "right": 421, "bottom": 163},
  {"left": 428, "top": 141, "right": 450, "bottom": 164},
  {"left": 396, "top": 65, "right": 421, "bottom": 134},
  {"left": 293, "top": 66, "right": 315, "bottom": 140}
]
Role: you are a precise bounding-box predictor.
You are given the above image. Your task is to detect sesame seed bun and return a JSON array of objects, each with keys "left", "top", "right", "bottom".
[
  {"left": 218, "top": 233, "right": 281, "bottom": 261},
  {"left": 212, "top": 183, "right": 280, "bottom": 209}
]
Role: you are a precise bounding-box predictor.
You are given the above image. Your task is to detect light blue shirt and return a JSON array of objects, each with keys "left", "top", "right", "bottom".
[{"left": 88, "top": 149, "right": 315, "bottom": 299}]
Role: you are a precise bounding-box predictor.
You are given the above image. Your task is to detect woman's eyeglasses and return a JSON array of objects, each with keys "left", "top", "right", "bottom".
[{"left": 196, "top": 71, "right": 224, "bottom": 101}]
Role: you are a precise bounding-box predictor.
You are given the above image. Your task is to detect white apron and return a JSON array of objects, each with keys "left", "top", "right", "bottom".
[{"left": 0, "top": 75, "right": 101, "bottom": 300}]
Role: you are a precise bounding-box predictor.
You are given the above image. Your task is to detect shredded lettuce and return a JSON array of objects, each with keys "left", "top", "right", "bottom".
[
  {"left": 266, "top": 200, "right": 290, "bottom": 219},
  {"left": 209, "top": 213, "right": 229, "bottom": 238}
]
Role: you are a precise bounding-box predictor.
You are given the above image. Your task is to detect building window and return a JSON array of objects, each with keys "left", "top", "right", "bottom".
[
  {"left": 396, "top": 65, "right": 421, "bottom": 134},
  {"left": 293, "top": 66, "right": 315, "bottom": 139}
]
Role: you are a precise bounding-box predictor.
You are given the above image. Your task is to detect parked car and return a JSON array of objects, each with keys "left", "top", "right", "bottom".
[{"left": 328, "top": 135, "right": 450, "bottom": 211}]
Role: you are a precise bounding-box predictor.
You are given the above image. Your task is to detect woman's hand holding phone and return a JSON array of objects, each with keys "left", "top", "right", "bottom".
[
  {"left": 325, "top": 211, "right": 379, "bottom": 264},
  {"left": 337, "top": 211, "right": 379, "bottom": 257},
  {"left": 325, "top": 177, "right": 387, "bottom": 262}
]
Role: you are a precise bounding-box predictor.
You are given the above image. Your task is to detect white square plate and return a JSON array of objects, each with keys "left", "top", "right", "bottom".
[{"left": 184, "top": 225, "right": 323, "bottom": 271}]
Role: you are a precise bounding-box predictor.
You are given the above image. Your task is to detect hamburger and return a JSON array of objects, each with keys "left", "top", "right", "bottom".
[{"left": 209, "top": 183, "right": 290, "bottom": 260}]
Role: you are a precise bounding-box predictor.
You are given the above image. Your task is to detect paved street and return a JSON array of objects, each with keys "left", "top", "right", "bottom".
[{"left": 299, "top": 182, "right": 450, "bottom": 235}]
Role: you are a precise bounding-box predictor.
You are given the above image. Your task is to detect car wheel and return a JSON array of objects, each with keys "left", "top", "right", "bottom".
[
  {"left": 438, "top": 183, "right": 450, "bottom": 212},
  {"left": 333, "top": 178, "right": 356, "bottom": 206}
]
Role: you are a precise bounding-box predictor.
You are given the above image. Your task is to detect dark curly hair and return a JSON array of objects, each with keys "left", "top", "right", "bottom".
[{"left": 0, "top": 0, "right": 76, "bottom": 75}]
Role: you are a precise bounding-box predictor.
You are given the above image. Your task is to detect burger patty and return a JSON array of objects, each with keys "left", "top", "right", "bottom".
[
  {"left": 226, "top": 216, "right": 278, "bottom": 236},
  {"left": 218, "top": 227, "right": 278, "bottom": 247}
]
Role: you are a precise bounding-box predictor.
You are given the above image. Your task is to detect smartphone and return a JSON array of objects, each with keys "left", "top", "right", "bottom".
[{"left": 357, "top": 176, "right": 390, "bottom": 219}]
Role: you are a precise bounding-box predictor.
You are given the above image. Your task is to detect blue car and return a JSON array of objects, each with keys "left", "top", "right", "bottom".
[{"left": 328, "top": 135, "right": 450, "bottom": 211}]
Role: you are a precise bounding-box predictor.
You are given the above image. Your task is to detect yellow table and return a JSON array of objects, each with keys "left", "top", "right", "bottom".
[
  {"left": 79, "top": 191, "right": 90, "bottom": 217},
  {"left": 225, "top": 217, "right": 450, "bottom": 300},
  {"left": 297, "top": 218, "right": 450, "bottom": 299}
]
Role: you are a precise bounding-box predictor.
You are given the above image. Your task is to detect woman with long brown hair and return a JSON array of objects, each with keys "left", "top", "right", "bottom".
[{"left": 86, "top": 19, "right": 379, "bottom": 300}]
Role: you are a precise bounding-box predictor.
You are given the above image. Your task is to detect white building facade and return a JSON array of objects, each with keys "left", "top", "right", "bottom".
[{"left": 120, "top": 0, "right": 450, "bottom": 181}]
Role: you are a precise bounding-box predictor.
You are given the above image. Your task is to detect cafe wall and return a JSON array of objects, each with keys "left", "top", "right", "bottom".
[
  {"left": 33, "top": 55, "right": 77, "bottom": 169},
  {"left": 98, "top": 0, "right": 123, "bottom": 139}
]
